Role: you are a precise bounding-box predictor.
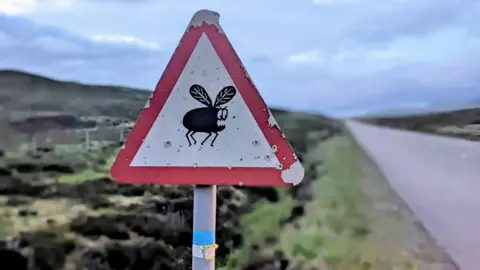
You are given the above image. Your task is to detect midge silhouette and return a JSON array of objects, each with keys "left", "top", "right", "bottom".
[{"left": 182, "top": 84, "right": 237, "bottom": 147}]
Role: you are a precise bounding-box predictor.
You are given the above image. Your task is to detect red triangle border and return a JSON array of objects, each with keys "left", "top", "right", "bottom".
[{"left": 111, "top": 21, "right": 299, "bottom": 186}]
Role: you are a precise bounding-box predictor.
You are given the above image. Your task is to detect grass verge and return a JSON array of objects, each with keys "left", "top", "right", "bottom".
[
  {"left": 57, "top": 169, "right": 107, "bottom": 184},
  {"left": 221, "top": 135, "right": 424, "bottom": 269}
]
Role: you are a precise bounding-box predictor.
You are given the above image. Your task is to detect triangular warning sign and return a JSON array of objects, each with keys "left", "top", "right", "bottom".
[{"left": 111, "top": 9, "right": 304, "bottom": 186}]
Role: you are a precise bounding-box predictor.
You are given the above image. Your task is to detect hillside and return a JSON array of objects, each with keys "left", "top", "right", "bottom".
[
  {"left": 0, "top": 70, "right": 342, "bottom": 150},
  {"left": 0, "top": 69, "right": 464, "bottom": 269},
  {"left": 0, "top": 70, "right": 346, "bottom": 269},
  {"left": 358, "top": 107, "right": 480, "bottom": 141},
  {"left": 0, "top": 70, "right": 146, "bottom": 120},
  {"left": 2, "top": 69, "right": 478, "bottom": 145}
]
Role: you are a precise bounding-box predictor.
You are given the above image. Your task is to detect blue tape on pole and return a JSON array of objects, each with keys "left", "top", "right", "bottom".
[{"left": 193, "top": 230, "right": 215, "bottom": 245}]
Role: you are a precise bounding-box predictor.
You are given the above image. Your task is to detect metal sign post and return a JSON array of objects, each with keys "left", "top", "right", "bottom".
[{"left": 192, "top": 185, "right": 217, "bottom": 269}]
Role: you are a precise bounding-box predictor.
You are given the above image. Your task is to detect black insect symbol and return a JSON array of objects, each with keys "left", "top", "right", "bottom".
[{"left": 182, "top": 84, "right": 237, "bottom": 147}]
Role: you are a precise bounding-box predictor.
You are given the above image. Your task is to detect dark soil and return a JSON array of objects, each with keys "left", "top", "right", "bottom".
[
  {"left": 0, "top": 116, "right": 337, "bottom": 270},
  {"left": 0, "top": 177, "right": 248, "bottom": 269}
]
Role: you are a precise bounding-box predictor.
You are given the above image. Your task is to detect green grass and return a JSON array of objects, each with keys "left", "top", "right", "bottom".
[
  {"left": 288, "top": 137, "right": 373, "bottom": 268},
  {"left": 279, "top": 137, "right": 372, "bottom": 268},
  {"left": 224, "top": 195, "right": 296, "bottom": 267},
  {"left": 219, "top": 136, "right": 364, "bottom": 269},
  {"left": 57, "top": 169, "right": 107, "bottom": 184},
  {"left": 0, "top": 135, "right": 428, "bottom": 268},
  {"left": 1, "top": 141, "right": 118, "bottom": 184},
  {"left": 56, "top": 142, "right": 117, "bottom": 184},
  {"left": 0, "top": 208, "right": 14, "bottom": 239},
  {"left": 220, "top": 136, "right": 422, "bottom": 269}
]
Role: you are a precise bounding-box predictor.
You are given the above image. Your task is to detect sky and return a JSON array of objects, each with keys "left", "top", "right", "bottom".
[{"left": 0, "top": 0, "right": 479, "bottom": 116}]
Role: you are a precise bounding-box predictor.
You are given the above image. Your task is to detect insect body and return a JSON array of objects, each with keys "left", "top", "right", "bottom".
[{"left": 182, "top": 84, "right": 237, "bottom": 146}]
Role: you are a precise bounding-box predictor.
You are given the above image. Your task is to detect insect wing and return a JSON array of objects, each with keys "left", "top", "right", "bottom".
[
  {"left": 214, "top": 86, "right": 237, "bottom": 107},
  {"left": 189, "top": 84, "right": 213, "bottom": 107}
]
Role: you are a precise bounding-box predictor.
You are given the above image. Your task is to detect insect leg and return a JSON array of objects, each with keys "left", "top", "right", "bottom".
[
  {"left": 210, "top": 132, "right": 219, "bottom": 147},
  {"left": 185, "top": 130, "right": 192, "bottom": 146},
  {"left": 201, "top": 132, "right": 212, "bottom": 145},
  {"left": 190, "top": 131, "right": 197, "bottom": 145}
]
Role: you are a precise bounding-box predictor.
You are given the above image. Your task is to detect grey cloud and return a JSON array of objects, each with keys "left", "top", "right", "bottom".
[
  {"left": 0, "top": 13, "right": 168, "bottom": 88},
  {"left": 0, "top": 13, "right": 160, "bottom": 57},
  {"left": 185, "top": 0, "right": 480, "bottom": 58},
  {"left": 23, "top": 0, "right": 480, "bottom": 59},
  {"left": 344, "top": 0, "right": 479, "bottom": 43},
  {"left": 261, "top": 0, "right": 480, "bottom": 54},
  {"left": 253, "top": 52, "right": 480, "bottom": 115},
  {"left": 1, "top": 1, "right": 480, "bottom": 116}
]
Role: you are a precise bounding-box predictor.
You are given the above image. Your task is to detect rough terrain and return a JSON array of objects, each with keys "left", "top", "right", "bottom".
[
  {"left": 0, "top": 69, "right": 476, "bottom": 269},
  {"left": 0, "top": 70, "right": 343, "bottom": 269}
]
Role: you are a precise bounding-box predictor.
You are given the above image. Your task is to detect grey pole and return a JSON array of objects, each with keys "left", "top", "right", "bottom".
[
  {"left": 120, "top": 127, "right": 124, "bottom": 141},
  {"left": 192, "top": 185, "right": 217, "bottom": 270},
  {"left": 85, "top": 130, "right": 90, "bottom": 149}
]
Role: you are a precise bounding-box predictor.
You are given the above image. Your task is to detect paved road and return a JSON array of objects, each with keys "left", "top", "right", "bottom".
[{"left": 345, "top": 120, "right": 480, "bottom": 270}]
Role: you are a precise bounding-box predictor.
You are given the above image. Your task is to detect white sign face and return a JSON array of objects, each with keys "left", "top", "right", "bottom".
[{"left": 130, "top": 33, "right": 280, "bottom": 168}]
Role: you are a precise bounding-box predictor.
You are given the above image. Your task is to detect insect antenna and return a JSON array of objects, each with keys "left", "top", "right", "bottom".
[{"left": 189, "top": 84, "right": 213, "bottom": 107}]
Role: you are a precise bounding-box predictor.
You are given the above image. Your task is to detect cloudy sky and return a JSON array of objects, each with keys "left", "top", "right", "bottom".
[{"left": 0, "top": 0, "right": 479, "bottom": 116}]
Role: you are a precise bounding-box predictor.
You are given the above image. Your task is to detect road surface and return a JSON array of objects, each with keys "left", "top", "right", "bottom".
[{"left": 345, "top": 120, "right": 480, "bottom": 270}]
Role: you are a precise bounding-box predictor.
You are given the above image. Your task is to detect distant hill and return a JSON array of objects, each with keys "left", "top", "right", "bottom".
[
  {"left": 1, "top": 69, "right": 478, "bottom": 147},
  {"left": 468, "top": 98, "right": 480, "bottom": 108},
  {"left": 0, "top": 69, "right": 150, "bottom": 121},
  {"left": 0, "top": 69, "right": 341, "bottom": 149},
  {"left": 357, "top": 107, "right": 480, "bottom": 141},
  {"left": 362, "top": 100, "right": 480, "bottom": 118}
]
